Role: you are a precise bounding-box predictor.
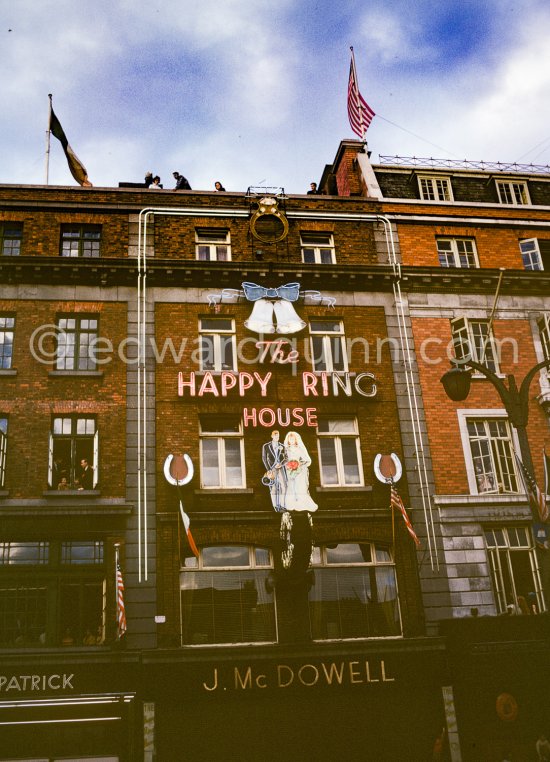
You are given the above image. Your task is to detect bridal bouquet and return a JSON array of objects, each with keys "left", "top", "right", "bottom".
[{"left": 286, "top": 459, "right": 303, "bottom": 478}]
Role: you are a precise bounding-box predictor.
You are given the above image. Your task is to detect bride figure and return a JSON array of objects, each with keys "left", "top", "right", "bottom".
[{"left": 283, "top": 431, "right": 318, "bottom": 512}]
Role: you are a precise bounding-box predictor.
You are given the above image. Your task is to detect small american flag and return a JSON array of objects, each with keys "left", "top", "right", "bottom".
[
  {"left": 116, "top": 555, "right": 127, "bottom": 638},
  {"left": 390, "top": 485, "right": 420, "bottom": 546},
  {"left": 515, "top": 452, "right": 549, "bottom": 523},
  {"left": 347, "top": 50, "right": 375, "bottom": 138}
]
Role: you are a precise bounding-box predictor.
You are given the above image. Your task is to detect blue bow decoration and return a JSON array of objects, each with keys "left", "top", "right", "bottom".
[{"left": 242, "top": 282, "right": 301, "bottom": 303}]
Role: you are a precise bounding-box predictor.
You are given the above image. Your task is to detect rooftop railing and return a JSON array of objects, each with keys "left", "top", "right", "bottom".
[{"left": 377, "top": 155, "right": 550, "bottom": 175}]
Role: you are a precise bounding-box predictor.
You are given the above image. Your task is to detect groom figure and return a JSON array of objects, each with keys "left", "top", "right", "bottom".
[{"left": 262, "top": 430, "right": 287, "bottom": 512}]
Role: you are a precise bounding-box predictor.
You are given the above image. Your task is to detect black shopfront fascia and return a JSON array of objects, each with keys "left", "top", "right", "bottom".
[
  {"left": 0, "top": 653, "right": 138, "bottom": 762},
  {"left": 143, "top": 638, "right": 449, "bottom": 762}
]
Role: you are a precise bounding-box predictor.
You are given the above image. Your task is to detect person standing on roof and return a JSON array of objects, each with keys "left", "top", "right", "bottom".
[{"left": 173, "top": 171, "right": 191, "bottom": 190}]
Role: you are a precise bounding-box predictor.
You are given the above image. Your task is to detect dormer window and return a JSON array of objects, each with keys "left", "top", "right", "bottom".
[
  {"left": 418, "top": 175, "right": 453, "bottom": 201},
  {"left": 496, "top": 180, "right": 530, "bottom": 205}
]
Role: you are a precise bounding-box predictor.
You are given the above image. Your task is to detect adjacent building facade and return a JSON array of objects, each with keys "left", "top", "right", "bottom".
[{"left": 0, "top": 142, "right": 549, "bottom": 760}]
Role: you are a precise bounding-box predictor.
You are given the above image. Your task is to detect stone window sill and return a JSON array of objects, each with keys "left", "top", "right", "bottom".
[
  {"left": 43, "top": 489, "right": 101, "bottom": 497},
  {"left": 194, "top": 488, "right": 253, "bottom": 495},
  {"left": 315, "top": 485, "right": 372, "bottom": 493},
  {"left": 48, "top": 370, "right": 104, "bottom": 377}
]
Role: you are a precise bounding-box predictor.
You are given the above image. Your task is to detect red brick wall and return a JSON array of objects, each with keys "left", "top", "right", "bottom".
[
  {"left": 395, "top": 222, "right": 550, "bottom": 269},
  {"left": 412, "top": 316, "right": 550, "bottom": 494},
  {"left": 0, "top": 299, "right": 127, "bottom": 497},
  {"left": 154, "top": 300, "right": 424, "bottom": 640}
]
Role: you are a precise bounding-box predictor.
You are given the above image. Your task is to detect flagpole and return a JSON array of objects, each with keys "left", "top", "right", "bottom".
[
  {"left": 350, "top": 46, "right": 365, "bottom": 140},
  {"left": 45, "top": 94, "right": 53, "bottom": 185}
]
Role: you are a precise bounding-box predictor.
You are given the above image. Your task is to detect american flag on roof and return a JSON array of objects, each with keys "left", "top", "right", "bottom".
[
  {"left": 390, "top": 484, "right": 420, "bottom": 546},
  {"left": 514, "top": 452, "right": 549, "bottom": 523},
  {"left": 347, "top": 48, "right": 375, "bottom": 138}
]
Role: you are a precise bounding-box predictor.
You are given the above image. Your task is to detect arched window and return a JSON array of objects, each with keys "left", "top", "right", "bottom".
[
  {"left": 180, "top": 545, "right": 276, "bottom": 646},
  {"left": 308, "top": 542, "right": 401, "bottom": 640}
]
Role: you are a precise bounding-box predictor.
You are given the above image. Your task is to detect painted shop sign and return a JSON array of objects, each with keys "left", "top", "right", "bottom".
[
  {"left": 202, "top": 659, "right": 395, "bottom": 692},
  {"left": 0, "top": 673, "right": 75, "bottom": 693}
]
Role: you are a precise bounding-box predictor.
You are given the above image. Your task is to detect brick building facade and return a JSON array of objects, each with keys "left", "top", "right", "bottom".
[{"left": 0, "top": 143, "right": 549, "bottom": 760}]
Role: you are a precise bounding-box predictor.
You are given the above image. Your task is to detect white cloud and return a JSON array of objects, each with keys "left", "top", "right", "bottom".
[{"left": 2, "top": 0, "right": 550, "bottom": 189}]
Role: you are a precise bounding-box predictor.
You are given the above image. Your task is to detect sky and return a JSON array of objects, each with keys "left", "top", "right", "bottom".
[{"left": 2, "top": 0, "right": 550, "bottom": 194}]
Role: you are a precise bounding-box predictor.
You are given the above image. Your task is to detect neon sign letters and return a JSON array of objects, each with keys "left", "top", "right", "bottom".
[{"left": 177, "top": 371, "right": 376, "bottom": 399}]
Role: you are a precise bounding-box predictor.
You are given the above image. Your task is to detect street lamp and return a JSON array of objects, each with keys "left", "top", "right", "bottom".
[{"left": 440, "top": 358, "right": 550, "bottom": 477}]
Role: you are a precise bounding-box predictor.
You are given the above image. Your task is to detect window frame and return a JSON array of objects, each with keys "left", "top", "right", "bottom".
[
  {"left": 437, "top": 237, "right": 479, "bottom": 268},
  {"left": 308, "top": 541, "right": 402, "bottom": 640},
  {"left": 0, "top": 539, "right": 107, "bottom": 648},
  {"left": 538, "top": 314, "right": 550, "bottom": 363},
  {"left": 309, "top": 319, "right": 348, "bottom": 373},
  {"left": 48, "top": 416, "right": 98, "bottom": 489},
  {"left": 180, "top": 544, "right": 277, "bottom": 646},
  {"left": 0, "top": 314, "right": 15, "bottom": 369},
  {"left": 300, "top": 232, "right": 336, "bottom": 264},
  {"left": 316, "top": 417, "right": 364, "bottom": 487},
  {"left": 485, "top": 526, "right": 546, "bottom": 614},
  {"left": 418, "top": 175, "right": 453, "bottom": 202},
  {"left": 457, "top": 410, "right": 520, "bottom": 495},
  {"left": 56, "top": 314, "right": 99, "bottom": 371},
  {"left": 496, "top": 180, "right": 530, "bottom": 206},
  {"left": 198, "top": 317, "right": 237, "bottom": 372},
  {"left": 519, "top": 238, "right": 543, "bottom": 271},
  {"left": 60, "top": 224, "right": 102, "bottom": 258},
  {"left": 199, "top": 418, "right": 245, "bottom": 489},
  {"left": 0, "top": 222, "right": 22, "bottom": 256},
  {"left": 450, "top": 316, "right": 500, "bottom": 374},
  {"left": 195, "top": 228, "right": 231, "bottom": 262}
]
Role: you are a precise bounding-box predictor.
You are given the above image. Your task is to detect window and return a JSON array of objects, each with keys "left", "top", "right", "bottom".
[
  {"left": 195, "top": 229, "right": 231, "bottom": 261},
  {"left": 61, "top": 541, "right": 104, "bottom": 565},
  {"left": 180, "top": 545, "right": 276, "bottom": 645},
  {"left": 0, "top": 315, "right": 15, "bottom": 369},
  {"left": 0, "top": 223, "right": 22, "bottom": 256},
  {"left": 199, "top": 317, "right": 236, "bottom": 371},
  {"left": 485, "top": 527, "right": 545, "bottom": 614},
  {"left": 309, "top": 320, "right": 347, "bottom": 372},
  {"left": 48, "top": 416, "right": 98, "bottom": 489},
  {"left": 496, "top": 180, "right": 529, "bottom": 206},
  {"left": 301, "top": 232, "right": 336, "bottom": 264},
  {"left": 56, "top": 315, "right": 99, "bottom": 371},
  {"left": 200, "top": 417, "right": 245, "bottom": 488},
  {"left": 0, "top": 542, "right": 49, "bottom": 565},
  {"left": 437, "top": 238, "right": 478, "bottom": 268},
  {"left": 309, "top": 542, "right": 401, "bottom": 639},
  {"left": 466, "top": 418, "right": 518, "bottom": 494},
  {"left": 0, "top": 418, "right": 7, "bottom": 488},
  {"left": 0, "top": 540, "right": 107, "bottom": 647},
  {"left": 538, "top": 314, "right": 550, "bottom": 362},
  {"left": 317, "top": 418, "right": 363, "bottom": 486},
  {"left": 520, "top": 239, "right": 542, "bottom": 270},
  {"left": 60, "top": 224, "right": 101, "bottom": 257},
  {"left": 520, "top": 238, "right": 550, "bottom": 271},
  {"left": 418, "top": 176, "right": 453, "bottom": 201},
  {"left": 451, "top": 317, "right": 499, "bottom": 374}
]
